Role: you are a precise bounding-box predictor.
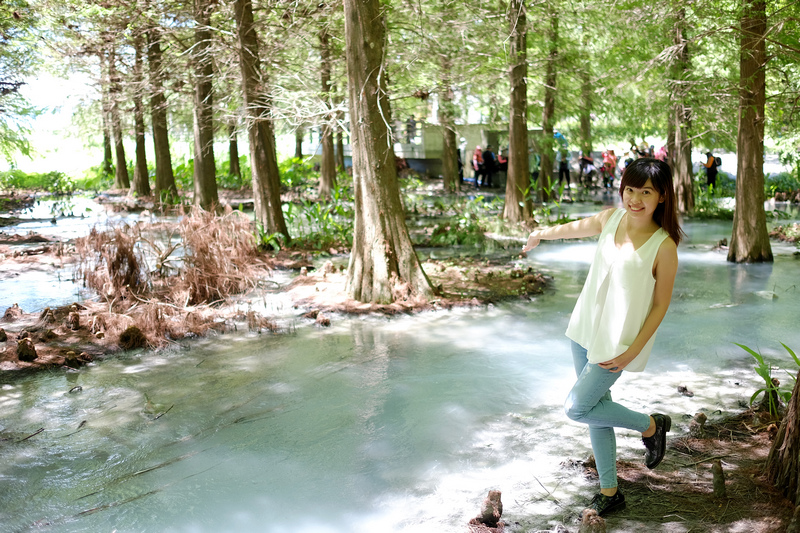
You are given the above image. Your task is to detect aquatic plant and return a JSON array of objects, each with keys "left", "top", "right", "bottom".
[{"left": 736, "top": 342, "right": 799, "bottom": 418}]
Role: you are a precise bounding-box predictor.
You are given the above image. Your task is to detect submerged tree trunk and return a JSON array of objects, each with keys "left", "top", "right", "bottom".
[
  {"left": 438, "top": 59, "right": 459, "bottom": 193},
  {"left": 234, "top": 0, "right": 289, "bottom": 239},
  {"left": 503, "top": 0, "right": 530, "bottom": 221},
  {"left": 728, "top": 0, "right": 772, "bottom": 263},
  {"left": 192, "top": 0, "right": 219, "bottom": 210},
  {"left": 670, "top": 7, "right": 693, "bottom": 214},
  {"left": 319, "top": 27, "right": 337, "bottom": 199},
  {"left": 539, "top": 10, "right": 558, "bottom": 203},
  {"left": 131, "top": 34, "right": 151, "bottom": 197},
  {"left": 108, "top": 48, "right": 129, "bottom": 190},
  {"left": 146, "top": 23, "right": 176, "bottom": 201},
  {"left": 228, "top": 121, "right": 241, "bottom": 179},
  {"left": 343, "top": 0, "right": 432, "bottom": 303}
]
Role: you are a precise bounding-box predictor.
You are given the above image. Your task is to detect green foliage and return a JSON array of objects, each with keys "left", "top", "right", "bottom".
[
  {"left": 0, "top": 169, "right": 75, "bottom": 193},
  {"left": 272, "top": 185, "right": 354, "bottom": 250},
  {"left": 73, "top": 165, "right": 114, "bottom": 191},
  {"left": 691, "top": 175, "right": 734, "bottom": 219},
  {"left": 217, "top": 157, "right": 251, "bottom": 190},
  {"left": 736, "top": 342, "right": 799, "bottom": 419},
  {"left": 765, "top": 172, "right": 800, "bottom": 198},
  {"left": 278, "top": 157, "right": 317, "bottom": 188}
]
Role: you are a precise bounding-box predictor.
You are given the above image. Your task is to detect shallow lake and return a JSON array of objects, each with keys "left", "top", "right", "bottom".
[{"left": 1, "top": 197, "right": 799, "bottom": 532}]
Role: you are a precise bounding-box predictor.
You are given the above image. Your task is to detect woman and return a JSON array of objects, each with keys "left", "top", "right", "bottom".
[{"left": 522, "top": 158, "right": 683, "bottom": 516}]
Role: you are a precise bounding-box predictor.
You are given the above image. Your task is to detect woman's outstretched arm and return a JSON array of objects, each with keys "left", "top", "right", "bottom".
[{"left": 522, "top": 208, "right": 616, "bottom": 252}]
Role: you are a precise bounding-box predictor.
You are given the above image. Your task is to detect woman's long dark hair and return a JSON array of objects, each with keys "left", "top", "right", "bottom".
[{"left": 619, "top": 158, "right": 685, "bottom": 245}]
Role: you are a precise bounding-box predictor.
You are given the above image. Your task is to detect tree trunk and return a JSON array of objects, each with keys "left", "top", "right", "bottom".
[
  {"left": 319, "top": 27, "right": 337, "bottom": 200},
  {"left": 192, "top": 0, "right": 219, "bottom": 210},
  {"left": 228, "top": 121, "right": 241, "bottom": 179},
  {"left": 539, "top": 10, "right": 558, "bottom": 203},
  {"left": 335, "top": 91, "right": 346, "bottom": 172},
  {"left": 108, "top": 48, "right": 129, "bottom": 190},
  {"left": 99, "top": 51, "right": 114, "bottom": 178},
  {"left": 295, "top": 127, "right": 303, "bottom": 158},
  {"left": 503, "top": 0, "right": 530, "bottom": 221},
  {"left": 343, "top": 0, "right": 432, "bottom": 303},
  {"left": 146, "top": 23, "right": 176, "bottom": 201},
  {"left": 234, "top": 0, "right": 289, "bottom": 239},
  {"left": 728, "top": 0, "right": 772, "bottom": 263},
  {"left": 438, "top": 59, "right": 459, "bottom": 193},
  {"left": 766, "top": 370, "right": 800, "bottom": 502},
  {"left": 131, "top": 34, "right": 151, "bottom": 197},
  {"left": 670, "top": 7, "right": 693, "bottom": 214},
  {"left": 578, "top": 33, "right": 592, "bottom": 158}
]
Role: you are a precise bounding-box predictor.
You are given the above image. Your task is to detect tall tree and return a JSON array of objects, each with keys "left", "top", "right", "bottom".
[
  {"left": 107, "top": 43, "right": 130, "bottom": 190},
  {"left": 539, "top": 6, "right": 558, "bottom": 202},
  {"left": 145, "top": 19, "right": 176, "bottom": 200},
  {"left": 318, "top": 25, "right": 337, "bottom": 199},
  {"left": 728, "top": 0, "right": 772, "bottom": 263},
  {"left": 438, "top": 58, "right": 459, "bottom": 193},
  {"left": 131, "top": 32, "right": 151, "bottom": 197},
  {"left": 669, "top": 6, "right": 693, "bottom": 213},
  {"left": 503, "top": 0, "right": 531, "bottom": 221},
  {"left": 343, "top": 0, "right": 433, "bottom": 303},
  {"left": 192, "top": 0, "right": 219, "bottom": 210},
  {"left": 233, "top": 0, "right": 289, "bottom": 239}
]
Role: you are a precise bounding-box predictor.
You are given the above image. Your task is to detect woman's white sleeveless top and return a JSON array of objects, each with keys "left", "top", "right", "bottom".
[{"left": 565, "top": 208, "right": 669, "bottom": 372}]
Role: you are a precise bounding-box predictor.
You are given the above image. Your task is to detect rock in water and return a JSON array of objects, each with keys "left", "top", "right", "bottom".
[
  {"left": 578, "top": 509, "right": 606, "bottom": 533},
  {"left": 468, "top": 490, "right": 504, "bottom": 532},
  {"left": 17, "top": 338, "right": 37, "bottom": 362}
]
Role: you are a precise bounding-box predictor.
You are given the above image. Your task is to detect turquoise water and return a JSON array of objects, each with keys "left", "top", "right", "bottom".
[{"left": 0, "top": 201, "right": 799, "bottom": 532}]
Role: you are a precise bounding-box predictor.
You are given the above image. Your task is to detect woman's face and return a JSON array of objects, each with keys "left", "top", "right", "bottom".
[{"left": 622, "top": 178, "right": 664, "bottom": 220}]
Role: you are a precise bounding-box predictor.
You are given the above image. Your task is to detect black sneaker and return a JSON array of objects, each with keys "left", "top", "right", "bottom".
[
  {"left": 584, "top": 490, "right": 626, "bottom": 517},
  {"left": 643, "top": 413, "right": 671, "bottom": 469}
]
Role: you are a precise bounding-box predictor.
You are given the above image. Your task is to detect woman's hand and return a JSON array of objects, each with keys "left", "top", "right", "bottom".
[
  {"left": 598, "top": 349, "right": 638, "bottom": 373},
  {"left": 522, "top": 232, "right": 541, "bottom": 252}
]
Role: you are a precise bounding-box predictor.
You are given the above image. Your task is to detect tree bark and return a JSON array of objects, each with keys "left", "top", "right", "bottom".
[
  {"left": 192, "top": 0, "right": 219, "bottom": 210},
  {"left": 108, "top": 47, "right": 129, "bottom": 190},
  {"left": 438, "top": 59, "right": 459, "bottom": 193},
  {"left": 539, "top": 10, "right": 558, "bottom": 203},
  {"left": 146, "top": 23, "right": 176, "bottom": 201},
  {"left": 319, "top": 27, "right": 337, "bottom": 199},
  {"left": 670, "top": 7, "right": 693, "bottom": 214},
  {"left": 766, "top": 369, "right": 800, "bottom": 502},
  {"left": 728, "top": 0, "right": 772, "bottom": 263},
  {"left": 234, "top": 0, "right": 289, "bottom": 239},
  {"left": 578, "top": 33, "right": 592, "bottom": 158},
  {"left": 343, "top": 0, "right": 432, "bottom": 303},
  {"left": 131, "top": 34, "right": 151, "bottom": 197},
  {"left": 503, "top": 0, "right": 530, "bottom": 221},
  {"left": 228, "top": 121, "right": 241, "bottom": 178}
]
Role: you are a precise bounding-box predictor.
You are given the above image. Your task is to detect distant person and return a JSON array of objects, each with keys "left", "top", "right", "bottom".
[
  {"left": 703, "top": 151, "right": 719, "bottom": 189},
  {"left": 497, "top": 149, "right": 508, "bottom": 172},
  {"left": 472, "top": 145, "right": 484, "bottom": 187},
  {"left": 557, "top": 149, "right": 571, "bottom": 190},
  {"left": 601, "top": 150, "right": 617, "bottom": 189},
  {"left": 579, "top": 152, "right": 597, "bottom": 188},
  {"left": 482, "top": 145, "right": 497, "bottom": 187},
  {"left": 655, "top": 146, "right": 668, "bottom": 162},
  {"left": 522, "top": 158, "right": 683, "bottom": 518}
]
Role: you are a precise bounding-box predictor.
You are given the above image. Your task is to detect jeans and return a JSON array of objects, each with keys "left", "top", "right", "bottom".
[{"left": 564, "top": 341, "right": 650, "bottom": 489}]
